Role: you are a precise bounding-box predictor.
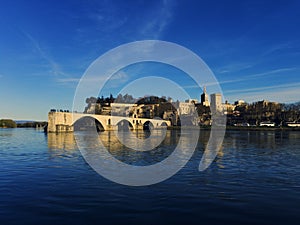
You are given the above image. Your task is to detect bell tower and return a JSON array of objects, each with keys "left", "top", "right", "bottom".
[{"left": 201, "top": 86, "right": 210, "bottom": 107}]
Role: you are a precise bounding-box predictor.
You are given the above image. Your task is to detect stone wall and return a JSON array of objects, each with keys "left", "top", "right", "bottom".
[{"left": 47, "top": 112, "right": 73, "bottom": 133}]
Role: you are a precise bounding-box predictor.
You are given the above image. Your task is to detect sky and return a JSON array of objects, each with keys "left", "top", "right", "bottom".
[{"left": 0, "top": 0, "right": 299, "bottom": 120}]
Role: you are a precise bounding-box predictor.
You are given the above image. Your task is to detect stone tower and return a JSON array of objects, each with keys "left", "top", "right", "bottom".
[
  {"left": 201, "top": 86, "right": 210, "bottom": 107},
  {"left": 210, "top": 93, "right": 222, "bottom": 113}
]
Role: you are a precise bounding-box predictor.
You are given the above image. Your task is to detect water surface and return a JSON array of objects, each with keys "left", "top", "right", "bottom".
[{"left": 0, "top": 128, "right": 299, "bottom": 225}]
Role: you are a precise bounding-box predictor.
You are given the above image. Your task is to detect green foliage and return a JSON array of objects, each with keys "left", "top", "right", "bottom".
[
  {"left": 0, "top": 119, "right": 17, "bottom": 128},
  {"left": 136, "top": 96, "right": 167, "bottom": 105}
]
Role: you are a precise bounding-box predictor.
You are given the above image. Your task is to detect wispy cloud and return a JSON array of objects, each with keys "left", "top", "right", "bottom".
[
  {"left": 225, "top": 82, "right": 300, "bottom": 94},
  {"left": 21, "top": 30, "right": 67, "bottom": 78},
  {"left": 111, "top": 70, "right": 129, "bottom": 81},
  {"left": 72, "top": 1, "right": 129, "bottom": 48},
  {"left": 261, "top": 42, "right": 293, "bottom": 57},
  {"left": 140, "top": 0, "right": 174, "bottom": 39},
  {"left": 88, "top": 3, "right": 128, "bottom": 33},
  {"left": 184, "top": 67, "right": 297, "bottom": 89},
  {"left": 246, "top": 67, "right": 296, "bottom": 76},
  {"left": 57, "top": 78, "right": 81, "bottom": 83},
  {"left": 72, "top": 0, "right": 175, "bottom": 60},
  {"left": 57, "top": 70, "right": 129, "bottom": 86},
  {"left": 224, "top": 85, "right": 300, "bottom": 104},
  {"left": 20, "top": 30, "right": 82, "bottom": 88},
  {"left": 215, "top": 63, "right": 253, "bottom": 74},
  {"left": 218, "top": 67, "right": 297, "bottom": 85}
]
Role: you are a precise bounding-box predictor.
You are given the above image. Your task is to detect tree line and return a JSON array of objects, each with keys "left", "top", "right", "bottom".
[{"left": 227, "top": 101, "right": 300, "bottom": 126}]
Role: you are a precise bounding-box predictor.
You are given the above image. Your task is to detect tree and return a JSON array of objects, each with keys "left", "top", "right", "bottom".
[
  {"left": 0, "top": 119, "right": 17, "bottom": 128},
  {"left": 115, "top": 94, "right": 123, "bottom": 103},
  {"left": 86, "top": 97, "right": 97, "bottom": 104}
]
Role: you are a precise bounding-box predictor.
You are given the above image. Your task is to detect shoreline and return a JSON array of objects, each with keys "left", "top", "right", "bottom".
[
  {"left": 2, "top": 126, "right": 300, "bottom": 132},
  {"left": 167, "top": 126, "right": 300, "bottom": 131}
]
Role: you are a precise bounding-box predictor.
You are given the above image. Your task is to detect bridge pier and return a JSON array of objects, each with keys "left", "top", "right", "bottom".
[{"left": 47, "top": 112, "right": 74, "bottom": 133}]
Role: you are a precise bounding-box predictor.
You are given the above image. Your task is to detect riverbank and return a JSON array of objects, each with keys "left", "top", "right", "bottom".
[
  {"left": 225, "top": 126, "right": 300, "bottom": 131},
  {"left": 167, "top": 125, "right": 300, "bottom": 131},
  {"left": 3, "top": 124, "right": 299, "bottom": 132}
]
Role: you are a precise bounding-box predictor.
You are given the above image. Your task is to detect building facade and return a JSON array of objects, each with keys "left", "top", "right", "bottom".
[{"left": 210, "top": 93, "right": 222, "bottom": 113}]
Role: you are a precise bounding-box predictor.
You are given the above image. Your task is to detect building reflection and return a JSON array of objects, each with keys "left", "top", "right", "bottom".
[
  {"left": 198, "top": 129, "right": 225, "bottom": 170},
  {"left": 47, "top": 129, "right": 227, "bottom": 167},
  {"left": 97, "top": 130, "right": 182, "bottom": 165},
  {"left": 97, "top": 129, "right": 182, "bottom": 152},
  {"left": 215, "top": 146, "right": 224, "bottom": 169},
  {"left": 288, "top": 131, "right": 300, "bottom": 140},
  {"left": 47, "top": 132, "right": 79, "bottom": 159},
  {"left": 47, "top": 132, "right": 77, "bottom": 150}
]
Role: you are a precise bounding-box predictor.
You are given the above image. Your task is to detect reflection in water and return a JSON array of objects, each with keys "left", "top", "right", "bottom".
[
  {"left": 0, "top": 129, "right": 14, "bottom": 137},
  {"left": 2, "top": 128, "right": 300, "bottom": 224},
  {"left": 114, "top": 128, "right": 167, "bottom": 151},
  {"left": 76, "top": 129, "right": 182, "bottom": 166},
  {"left": 74, "top": 128, "right": 201, "bottom": 186},
  {"left": 47, "top": 130, "right": 182, "bottom": 164},
  {"left": 199, "top": 128, "right": 225, "bottom": 171},
  {"left": 46, "top": 129, "right": 217, "bottom": 169},
  {"left": 47, "top": 132, "right": 77, "bottom": 150},
  {"left": 47, "top": 132, "right": 78, "bottom": 159},
  {"left": 47, "top": 129, "right": 300, "bottom": 172},
  {"left": 224, "top": 130, "right": 290, "bottom": 151}
]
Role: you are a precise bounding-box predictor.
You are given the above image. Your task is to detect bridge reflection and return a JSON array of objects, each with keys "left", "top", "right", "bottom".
[
  {"left": 47, "top": 129, "right": 225, "bottom": 168},
  {"left": 46, "top": 130, "right": 300, "bottom": 173},
  {"left": 47, "top": 130, "right": 185, "bottom": 165},
  {"left": 47, "top": 132, "right": 77, "bottom": 150}
]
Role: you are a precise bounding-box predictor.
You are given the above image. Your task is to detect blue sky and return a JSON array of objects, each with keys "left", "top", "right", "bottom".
[{"left": 0, "top": 0, "right": 299, "bottom": 120}]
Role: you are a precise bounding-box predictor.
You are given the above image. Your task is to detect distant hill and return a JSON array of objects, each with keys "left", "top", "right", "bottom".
[
  {"left": 15, "top": 120, "right": 35, "bottom": 124},
  {"left": 16, "top": 121, "right": 47, "bottom": 128}
]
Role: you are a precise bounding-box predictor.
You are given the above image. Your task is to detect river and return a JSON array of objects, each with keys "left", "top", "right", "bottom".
[{"left": 0, "top": 128, "right": 299, "bottom": 224}]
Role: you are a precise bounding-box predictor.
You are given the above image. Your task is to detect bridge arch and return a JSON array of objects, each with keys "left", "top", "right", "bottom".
[
  {"left": 73, "top": 116, "right": 105, "bottom": 132},
  {"left": 161, "top": 122, "right": 168, "bottom": 127},
  {"left": 48, "top": 112, "right": 171, "bottom": 133},
  {"left": 143, "top": 121, "right": 154, "bottom": 130},
  {"left": 117, "top": 119, "right": 133, "bottom": 131}
]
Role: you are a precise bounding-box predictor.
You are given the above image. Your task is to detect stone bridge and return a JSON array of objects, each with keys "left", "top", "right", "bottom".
[{"left": 47, "top": 112, "right": 171, "bottom": 132}]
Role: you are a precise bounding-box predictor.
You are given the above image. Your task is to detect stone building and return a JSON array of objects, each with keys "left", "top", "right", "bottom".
[{"left": 210, "top": 93, "right": 222, "bottom": 113}]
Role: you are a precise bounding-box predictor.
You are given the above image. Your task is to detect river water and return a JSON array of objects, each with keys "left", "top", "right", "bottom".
[{"left": 0, "top": 128, "right": 299, "bottom": 225}]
